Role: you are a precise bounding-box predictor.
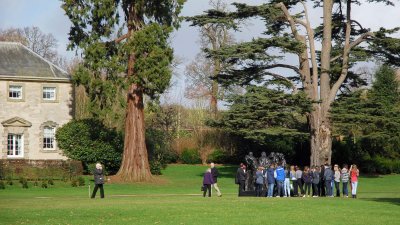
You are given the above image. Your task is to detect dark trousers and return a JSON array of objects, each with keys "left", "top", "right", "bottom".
[
  {"left": 335, "top": 181, "right": 340, "bottom": 197},
  {"left": 342, "top": 182, "right": 349, "bottom": 196},
  {"left": 297, "top": 179, "right": 304, "bottom": 195},
  {"left": 325, "top": 180, "right": 332, "bottom": 196},
  {"left": 304, "top": 182, "right": 311, "bottom": 196},
  {"left": 203, "top": 184, "right": 211, "bottom": 197},
  {"left": 256, "top": 183, "right": 263, "bottom": 197},
  {"left": 276, "top": 181, "right": 284, "bottom": 197},
  {"left": 319, "top": 180, "right": 325, "bottom": 196},
  {"left": 91, "top": 184, "right": 104, "bottom": 198},
  {"left": 238, "top": 180, "right": 245, "bottom": 196},
  {"left": 312, "top": 183, "right": 319, "bottom": 196}
]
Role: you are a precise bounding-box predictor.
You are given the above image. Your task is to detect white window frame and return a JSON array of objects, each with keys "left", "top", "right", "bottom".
[
  {"left": 7, "top": 134, "right": 24, "bottom": 158},
  {"left": 42, "top": 87, "right": 57, "bottom": 101},
  {"left": 9, "top": 85, "right": 23, "bottom": 100},
  {"left": 43, "top": 126, "right": 56, "bottom": 150}
]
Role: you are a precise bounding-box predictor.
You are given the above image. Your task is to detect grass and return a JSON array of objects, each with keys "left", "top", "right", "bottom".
[{"left": 0, "top": 164, "right": 399, "bottom": 225}]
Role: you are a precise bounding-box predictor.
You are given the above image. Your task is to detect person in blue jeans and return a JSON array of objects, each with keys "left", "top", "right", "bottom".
[
  {"left": 255, "top": 167, "right": 264, "bottom": 197},
  {"left": 284, "top": 165, "right": 291, "bottom": 197},
  {"left": 341, "top": 164, "right": 349, "bottom": 197},
  {"left": 275, "top": 162, "right": 285, "bottom": 197},
  {"left": 266, "top": 164, "right": 276, "bottom": 197}
]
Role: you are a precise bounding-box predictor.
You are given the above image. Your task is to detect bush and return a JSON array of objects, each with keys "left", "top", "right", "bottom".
[
  {"left": 207, "top": 149, "right": 226, "bottom": 163},
  {"left": 34, "top": 181, "right": 38, "bottom": 187},
  {"left": 20, "top": 178, "right": 28, "bottom": 189},
  {"left": 71, "top": 179, "right": 78, "bottom": 187},
  {"left": 77, "top": 177, "right": 85, "bottom": 186},
  {"left": 6, "top": 176, "right": 12, "bottom": 185},
  {"left": 48, "top": 179, "right": 54, "bottom": 185},
  {"left": 0, "top": 181, "right": 5, "bottom": 189},
  {"left": 146, "top": 128, "right": 178, "bottom": 175},
  {"left": 56, "top": 119, "right": 123, "bottom": 174},
  {"left": 373, "top": 156, "right": 400, "bottom": 174},
  {"left": 180, "top": 148, "right": 201, "bottom": 164},
  {"left": 41, "top": 180, "right": 48, "bottom": 189}
]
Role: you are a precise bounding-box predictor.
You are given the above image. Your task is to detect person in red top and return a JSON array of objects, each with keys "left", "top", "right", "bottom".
[{"left": 350, "top": 164, "right": 359, "bottom": 198}]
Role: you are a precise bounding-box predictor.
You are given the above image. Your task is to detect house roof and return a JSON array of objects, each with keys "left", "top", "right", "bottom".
[{"left": 0, "top": 42, "right": 70, "bottom": 81}]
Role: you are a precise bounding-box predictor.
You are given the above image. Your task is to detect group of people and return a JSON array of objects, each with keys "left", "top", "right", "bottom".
[{"left": 236, "top": 162, "right": 360, "bottom": 198}]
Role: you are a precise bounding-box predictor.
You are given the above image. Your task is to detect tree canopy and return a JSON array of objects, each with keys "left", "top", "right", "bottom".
[{"left": 188, "top": 0, "right": 400, "bottom": 165}]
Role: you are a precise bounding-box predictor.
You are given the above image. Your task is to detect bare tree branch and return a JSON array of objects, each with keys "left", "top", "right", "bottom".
[
  {"left": 301, "top": 1, "right": 319, "bottom": 101},
  {"left": 263, "top": 64, "right": 302, "bottom": 75},
  {"left": 114, "top": 33, "right": 130, "bottom": 43},
  {"left": 263, "top": 71, "right": 298, "bottom": 94},
  {"left": 330, "top": 32, "right": 374, "bottom": 62}
]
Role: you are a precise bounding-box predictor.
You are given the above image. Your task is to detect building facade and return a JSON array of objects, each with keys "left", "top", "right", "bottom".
[{"left": 0, "top": 42, "right": 73, "bottom": 160}]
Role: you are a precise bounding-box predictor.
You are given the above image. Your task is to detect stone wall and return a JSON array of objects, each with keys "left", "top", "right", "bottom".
[{"left": 0, "top": 79, "right": 73, "bottom": 160}]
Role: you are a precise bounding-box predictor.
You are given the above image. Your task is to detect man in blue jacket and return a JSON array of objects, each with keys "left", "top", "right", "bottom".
[
  {"left": 266, "top": 164, "right": 276, "bottom": 197},
  {"left": 275, "top": 162, "right": 285, "bottom": 197}
]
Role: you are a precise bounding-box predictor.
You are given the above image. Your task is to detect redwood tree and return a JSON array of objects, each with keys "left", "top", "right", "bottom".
[
  {"left": 188, "top": 0, "right": 400, "bottom": 166},
  {"left": 62, "top": 0, "right": 185, "bottom": 182}
]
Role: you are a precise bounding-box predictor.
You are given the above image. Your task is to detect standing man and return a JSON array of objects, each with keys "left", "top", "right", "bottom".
[
  {"left": 275, "top": 162, "right": 285, "bottom": 197},
  {"left": 210, "top": 162, "right": 222, "bottom": 197},
  {"left": 324, "top": 164, "right": 334, "bottom": 197},
  {"left": 91, "top": 163, "right": 105, "bottom": 199},
  {"left": 235, "top": 163, "right": 246, "bottom": 196}
]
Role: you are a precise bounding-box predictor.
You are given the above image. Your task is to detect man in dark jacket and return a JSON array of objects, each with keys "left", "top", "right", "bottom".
[
  {"left": 91, "top": 163, "right": 105, "bottom": 198},
  {"left": 236, "top": 163, "right": 246, "bottom": 196},
  {"left": 324, "top": 164, "right": 334, "bottom": 197},
  {"left": 210, "top": 163, "right": 222, "bottom": 197}
]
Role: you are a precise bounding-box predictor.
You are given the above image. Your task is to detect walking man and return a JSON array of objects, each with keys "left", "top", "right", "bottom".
[{"left": 210, "top": 162, "right": 222, "bottom": 197}]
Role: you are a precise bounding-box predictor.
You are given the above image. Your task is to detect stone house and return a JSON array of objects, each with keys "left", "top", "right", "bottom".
[{"left": 0, "top": 42, "right": 73, "bottom": 160}]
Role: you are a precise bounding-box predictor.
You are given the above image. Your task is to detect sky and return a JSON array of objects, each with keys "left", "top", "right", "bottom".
[{"left": 0, "top": 0, "right": 399, "bottom": 106}]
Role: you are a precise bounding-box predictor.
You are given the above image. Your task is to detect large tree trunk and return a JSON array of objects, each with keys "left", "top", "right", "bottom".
[
  {"left": 309, "top": 0, "right": 334, "bottom": 166},
  {"left": 210, "top": 59, "right": 220, "bottom": 116},
  {"left": 116, "top": 82, "right": 152, "bottom": 182},
  {"left": 309, "top": 104, "right": 332, "bottom": 166}
]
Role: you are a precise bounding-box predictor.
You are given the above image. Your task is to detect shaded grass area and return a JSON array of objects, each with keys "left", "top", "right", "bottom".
[{"left": 0, "top": 164, "right": 399, "bottom": 225}]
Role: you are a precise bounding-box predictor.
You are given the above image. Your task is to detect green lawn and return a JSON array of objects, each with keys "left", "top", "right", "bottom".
[{"left": 0, "top": 164, "right": 399, "bottom": 225}]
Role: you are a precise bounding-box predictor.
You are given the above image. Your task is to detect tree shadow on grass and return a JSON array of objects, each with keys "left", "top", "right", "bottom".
[{"left": 363, "top": 198, "right": 400, "bottom": 206}]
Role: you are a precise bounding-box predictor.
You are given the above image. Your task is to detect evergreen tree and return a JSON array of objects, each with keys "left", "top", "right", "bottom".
[
  {"left": 62, "top": 0, "right": 185, "bottom": 182},
  {"left": 331, "top": 65, "right": 400, "bottom": 167},
  {"left": 188, "top": 0, "right": 400, "bottom": 165},
  {"left": 210, "top": 86, "right": 311, "bottom": 149}
]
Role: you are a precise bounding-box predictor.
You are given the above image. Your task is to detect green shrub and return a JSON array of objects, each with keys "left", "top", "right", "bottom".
[
  {"left": 56, "top": 119, "right": 123, "bottom": 174},
  {"left": 34, "top": 181, "right": 38, "bottom": 187},
  {"left": 6, "top": 176, "right": 13, "bottom": 185},
  {"left": 77, "top": 177, "right": 85, "bottom": 186},
  {"left": 71, "top": 179, "right": 78, "bottom": 187},
  {"left": 20, "top": 178, "right": 28, "bottom": 189},
  {"left": 372, "top": 156, "right": 400, "bottom": 174},
  {"left": 146, "top": 128, "right": 178, "bottom": 175},
  {"left": 180, "top": 148, "right": 201, "bottom": 164},
  {"left": 207, "top": 149, "right": 226, "bottom": 163},
  {"left": 48, "top": 179, "right": 54, "bottom": 185},
  {"left": 0, "top": 180, "right": 5, "bottom": 189},
  {"left": 41, "top": 180, "right": 48, "bottom": 189}
]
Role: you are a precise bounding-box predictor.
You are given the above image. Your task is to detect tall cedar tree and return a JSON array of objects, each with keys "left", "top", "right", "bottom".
[
  {"left": 62, "top": 0, "right": 185, "bottom": 182},
  {"left": 187, "top": 0, "right": 400, "bottom": 165},
  {"left": 331, "top": 65, "right": 400, "bottom": 160},
  {"left": 210, "top": 86, "right": 312, "bottom": 146}
]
